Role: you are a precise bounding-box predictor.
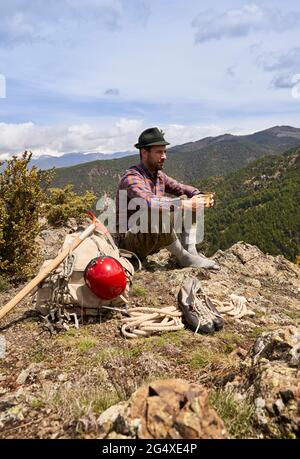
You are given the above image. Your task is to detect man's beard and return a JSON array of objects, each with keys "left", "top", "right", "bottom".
[{"left": 155, "top": 162, "right": 164, "bottom": 171}]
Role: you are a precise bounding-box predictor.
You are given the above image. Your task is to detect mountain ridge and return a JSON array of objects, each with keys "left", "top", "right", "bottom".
[
  {"left": 50, "top": 125, "right": 300, "bottom": 196},
  {"left": 25, "top": 125, "right": 300, "bottom": 171},
  {"left": 30, "top": 150, "right": 135, "bottom": 170}
]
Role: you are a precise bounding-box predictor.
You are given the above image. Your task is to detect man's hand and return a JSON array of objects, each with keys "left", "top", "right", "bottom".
[
  {"left": 180, "top": 193, "right": 215, "bottom": 212},
  {"left": 196, "top": 192, "right": 215, "bottom": 208},
  {"left": 180, "top": 195, "right": 204, "bottom": 212}
]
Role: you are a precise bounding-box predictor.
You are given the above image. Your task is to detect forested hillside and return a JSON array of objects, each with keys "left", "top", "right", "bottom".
[{"left": 199, "top": 147, "right": 300, "bottom": 261}]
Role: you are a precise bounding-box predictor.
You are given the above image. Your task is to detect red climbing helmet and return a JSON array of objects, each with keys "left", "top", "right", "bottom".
[{"left": 84, "top": 256, "right": 127, "bottom": 300}]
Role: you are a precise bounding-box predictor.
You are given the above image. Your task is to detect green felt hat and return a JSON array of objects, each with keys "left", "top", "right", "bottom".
[{"left": 135, "top": 127, "right": 170, "bottom": 149}]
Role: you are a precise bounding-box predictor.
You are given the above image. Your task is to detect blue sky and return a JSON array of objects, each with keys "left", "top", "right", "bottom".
[{"left": 0, "top": 0, "right": 300, "bottom": 158}]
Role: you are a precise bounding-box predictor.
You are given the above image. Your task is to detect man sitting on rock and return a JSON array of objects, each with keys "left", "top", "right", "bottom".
[{"left": 115, "top": 127, "right": 219, "bottom": 270}]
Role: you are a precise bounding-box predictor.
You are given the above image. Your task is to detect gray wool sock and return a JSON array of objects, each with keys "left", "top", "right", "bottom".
[{"left": 166, "top": 239, "right": 220, "bottom": 270}]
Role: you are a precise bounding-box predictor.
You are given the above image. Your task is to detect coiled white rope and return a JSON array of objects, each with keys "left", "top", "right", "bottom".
[
  {"left": 121, "top": 306, "right": 184, "bottom": 339},
  {"left": 210, "top": 294, "right": 255, "bottom": 319}
]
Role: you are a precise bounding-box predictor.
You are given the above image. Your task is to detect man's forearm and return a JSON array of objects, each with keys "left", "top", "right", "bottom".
[{"left": 164, "top": 174, "right": 200, "bottom": 197}]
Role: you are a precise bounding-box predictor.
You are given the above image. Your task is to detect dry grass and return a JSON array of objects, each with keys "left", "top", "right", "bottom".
[
  {"left": 209, "top": 389, "right": 255, "bottom": 438},
  {"left": 33, "top": 369, "right": 121, "bottom": 431}
]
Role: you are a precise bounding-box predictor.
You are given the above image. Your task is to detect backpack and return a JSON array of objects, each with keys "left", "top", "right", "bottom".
[{"left": 34, "top": 229, "right": 137, "bottom": 318}]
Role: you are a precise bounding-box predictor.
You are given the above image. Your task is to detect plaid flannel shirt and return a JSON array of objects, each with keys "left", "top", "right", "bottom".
[{"left": 115, "top": 162, "right": 200, "bottom": 233}]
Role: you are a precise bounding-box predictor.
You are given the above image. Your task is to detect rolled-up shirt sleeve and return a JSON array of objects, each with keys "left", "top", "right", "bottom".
[{"left": 163, "top": 173, "right": 201, "bottom": 197}]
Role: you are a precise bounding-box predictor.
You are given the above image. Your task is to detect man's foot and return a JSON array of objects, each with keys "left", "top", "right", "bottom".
[
  {"left": 180, "top": 232, "right": 209, "bottom": 258},
  {"left": 177, "top": 252, "right": 220, "bottom": 270},
  {"left": 183, "top": 245, "right": 198, "bottom": 256},
  {"left": 167, "top": 239, "right": 220, "bottom": 270}
]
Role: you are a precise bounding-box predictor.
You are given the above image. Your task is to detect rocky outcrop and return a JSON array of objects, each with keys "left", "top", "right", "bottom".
[
  {"left": 98, "top": 379, "right": 227, "bottom": 439},
  {"left": 226, "top": 326, "right": 300, "bottom": 438}
]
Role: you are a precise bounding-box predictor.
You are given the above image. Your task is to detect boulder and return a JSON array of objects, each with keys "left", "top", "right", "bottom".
[{"left": 98, "top": 379, "right": 227, "bottom": 439}]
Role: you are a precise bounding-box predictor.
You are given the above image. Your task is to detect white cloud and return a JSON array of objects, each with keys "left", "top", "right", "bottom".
[
  {"left": 256, "top": 47, "right": 300, "bottom": 72},
  {"left": 1, "top": 117, "right": 300, "bottom": 162},
  {"left": 256, "top": 47, "right": 300, "bottom": 91},
  {"left": 0, "top": 119, "right": 145, "bottom": 157},
  {"left": 270, "top": 73, "right": 295, "bottom": 89},
  {"left": 192, "top": 4, "right": 300, "bottom": 43},
  {"left": 165, "top": 124, "right": 224, "bottom": 145},
  {"left": 0, "top": 120, "right": 228, "bottom": 158},
  {"left": 0, "top": 0, "right": 140, "bottom": 48}
]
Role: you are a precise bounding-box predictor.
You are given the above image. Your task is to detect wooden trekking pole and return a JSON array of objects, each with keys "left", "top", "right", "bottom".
[{"left": 0, "top": 213, "right": 98, "bottom": 321}]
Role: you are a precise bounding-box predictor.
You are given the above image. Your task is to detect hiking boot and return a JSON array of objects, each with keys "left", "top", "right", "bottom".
[
  {"left": 204, "top": 296, "right": 224, "bottom": 331},
  {"left": 178, "top": 278, "right": 215, "bottom": 334}
]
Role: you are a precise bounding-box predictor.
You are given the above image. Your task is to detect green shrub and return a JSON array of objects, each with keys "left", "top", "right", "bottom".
[
  {"left": 0, "top": 274, "right": 10, "bottom": 292},
  {"left": 0, "top": 151, "right": 53, "bottom": 280},
  {"left": 45, "top": 184, "right": 96, "bottom": 226}
]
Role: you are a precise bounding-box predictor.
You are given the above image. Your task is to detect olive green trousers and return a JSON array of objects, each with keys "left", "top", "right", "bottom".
[{"left": 118, "top": 209, "right": 179, "bottom": 259}]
